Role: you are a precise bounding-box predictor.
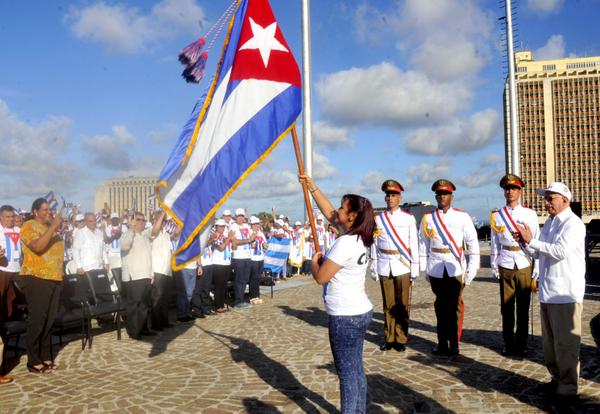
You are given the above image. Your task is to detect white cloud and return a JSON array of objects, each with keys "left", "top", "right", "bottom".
[
  {"left": 526, "top": 0, "right": 564, "bottom": 14},
  {"left": 405, "top": 109, "right": 500, "bottom": 156},
  {"left": 65, "top": 0, "right": 207, "bottom": 54},
  {"left": 407, "top": 161, "right": 451, "bottom": 185},
  {"left": 232, "top": 170, "right": 299, "bottom": 200},
  {"left": 313, "top": 121, "right": 352, "bottom": 149},
  {"left": 0, "top": 99, "right": 82, "bottom": 202},
  {"left": 82, "top": 125, "right": 136, "bottom": 170},
  {"left": 317, "top": 62, "right": 471, "bottom": 128},
  {"left": 534, "top": 34, "right": 566, "bottom": 60},
  {"left": 313, "top": 152, "right": 337, "bottom": 179},
  {"left": 457, "top": 154, "right": 504, "bottom": 188}
]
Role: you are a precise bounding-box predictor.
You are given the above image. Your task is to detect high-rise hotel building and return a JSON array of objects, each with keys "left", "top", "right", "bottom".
[
  {"left": 94, "top": 176, "right": 159, "bottom": 217},
  {"left": 504, "top": 51, "right": 600, "bottom": 222}
]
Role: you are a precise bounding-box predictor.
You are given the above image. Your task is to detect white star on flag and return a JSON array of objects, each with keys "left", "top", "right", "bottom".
[{"left": 239, "top": 17, "right": 288, "bottom": 67}]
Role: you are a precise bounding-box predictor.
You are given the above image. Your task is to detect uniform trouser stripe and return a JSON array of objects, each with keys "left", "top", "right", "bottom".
[{"left": 430, "top": 269, "right": 464, "bottom": 350}]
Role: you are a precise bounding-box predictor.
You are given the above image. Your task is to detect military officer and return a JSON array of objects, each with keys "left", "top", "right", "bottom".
[
  {"left": 490, "top": 174, "right": 539, "bottom": 357},
  {"left": 370, "top": 180, "right": 419, "bottom": 352},
  {"left": 419, "top": 179, "right": 479, "bottom": 356}
]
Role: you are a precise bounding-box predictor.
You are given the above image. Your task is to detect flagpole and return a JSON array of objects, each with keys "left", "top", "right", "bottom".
[
  {"left": 301, "top": 0, "right": 313, "bottom": 197},
  {"left": 292, "top": 127, "right": 320, "bottom": 253}
]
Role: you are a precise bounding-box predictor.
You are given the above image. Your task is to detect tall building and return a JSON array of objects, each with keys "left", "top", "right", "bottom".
[
  {"left": 504, "top": 51, "right": 600, "bottom": 222},
  {"left": 94, "top": 176, "right": 158, "bottom": 217}
]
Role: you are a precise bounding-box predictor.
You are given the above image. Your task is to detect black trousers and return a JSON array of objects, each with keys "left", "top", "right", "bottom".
[
  {"left": 249, "top": 260, "right": 263, "bottom": 299},
  {"left": 232, "top": 258, "right": 251, "bottom": 305},
  {"left": 191, "top": 265, "right": 214, "bottom": 314},
  {"left": 212, "top": 265, "right": 231, "bottom": 309},
  {"left": 302, "top": 260, "right": 311, "bottom": 275},
  {"left": 429, "top": 270, "right": 464, "bottom": 351},
  {"left": 151, "top": 273, "right": 172, "bottom": 329},
  {"left": 126, "top": 278, "right": 152, "bottom": 337},
  {"left": 111, "top": 267, "right": 125, "bottom": 301},
  {"left": 22, "top": 276, "right": 61, "bottom": 366}
]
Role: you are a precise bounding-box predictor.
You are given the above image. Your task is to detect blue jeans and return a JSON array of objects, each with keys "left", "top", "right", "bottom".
[
  {"left": 328, "top": 310, "right": 373, "bottom": 414},
  {"left": 176, "top": 269, "right": 197, "bottom": 318},
  {"left": 232, "top": 258, "right": 251, "bottom": 305}
]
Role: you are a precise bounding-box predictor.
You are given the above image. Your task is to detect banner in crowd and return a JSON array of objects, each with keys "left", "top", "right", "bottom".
[
  {"left": 157, "top": 0, "right": 302, "bottom": 269},
  {"left": 264, "top": 236, "right": 291, "bottom": 275}
]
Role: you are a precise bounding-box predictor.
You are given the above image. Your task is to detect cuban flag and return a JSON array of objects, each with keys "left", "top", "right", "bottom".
[
  {"left": 157, "top": 0, "right": 302, "bottom": 270},
  {"left": 43, "top": 191, "right": 59, "bottom": 212},
  {"left": 264, "top": 236, "right": 291, "bottom": 275}
]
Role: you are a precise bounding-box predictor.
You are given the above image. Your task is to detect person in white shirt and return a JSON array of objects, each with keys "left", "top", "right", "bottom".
[
  {"left": 0, "top": 205, "right": 20, "bottom": 323},
  {"left": 150, "top": 211, "right": 173, "bottom": 330},
  {"left": 370, "top": 180, "right": 419, "bottom": 353},
  {"left": 490, "top": 174, "right": 540, "bottom": 357},
  {"left": 104, "top": 213, "right": 128, "bottom": 297},
  {"left": 300, "top": 173, "right": 375, "bottom": 414},
  {"left": 229, "top": 208, "right": 255, "bottom": 309},
  {"left": 249, "top": 216, "right": 268, "bottom": 305},
  {"left": 209, "top": 219, "right": 232, "bottom": 313},
  {"left": 419, "top": 179, "right": 480, "bottom": 356},
  {"left": 516, "top": 182, "right": 586, "bottom": 402},
  {"left": 121, "top": 212, "right": 161, "bottom": 339},
  {"left": 73, "top": 213, "right": 109, "bottom": 276}
]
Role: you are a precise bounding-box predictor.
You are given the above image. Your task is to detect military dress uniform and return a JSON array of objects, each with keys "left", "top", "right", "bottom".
[
  {"left": 418, "top": 179, "right": 480, "bottom": 355},
  {"left": 490, "top": 174, "right": 539, "bottom": 356},
  {"left": 370, "top": 180, "right": 419, "bottom": 352}
]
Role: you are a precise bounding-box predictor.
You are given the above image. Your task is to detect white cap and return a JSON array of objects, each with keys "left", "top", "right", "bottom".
[
  {"left": 317, "top": 215, "right": 324, "bottom": 221},
  {"left": 235, "top": 208, "right": 245, "bottom": 217},
  {"left": 537, "top": 182, "right": 572, "bottom": 201},
  {"left": 294, "top": 221, "right": 301, "bottom": 226},
  {"left": 222, "top": 209, "right": 232, "bottom": 216},
  {"left": 275, "top": 219, "right": 284, "bottom": 226},
  {"left": 249, "top": 216, "right": 260, "bottom": 224},
  {"left": 75, "top": 214, "right": 84, "bottom": 221},
  {"left": 122, "top": 218, "right": 128, "bottom": 224},
  {"left": 215, "top": 219, "right": 227, "bottom": 226},
  {"left": 110, "top": 213, "right": 119, "bottom": 219},
  {"left": 279, "top": 214, "right": 285, "bottom": 219}
]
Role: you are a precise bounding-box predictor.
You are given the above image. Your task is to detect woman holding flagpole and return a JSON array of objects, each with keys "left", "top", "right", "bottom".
[{"left": 299, "top": 174, "right": 375, "bottom": 414}]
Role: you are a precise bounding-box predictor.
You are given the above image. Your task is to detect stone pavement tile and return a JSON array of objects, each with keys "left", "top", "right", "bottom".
[{"left": 1, "top": 273, "right": 599, "bottom": 413}]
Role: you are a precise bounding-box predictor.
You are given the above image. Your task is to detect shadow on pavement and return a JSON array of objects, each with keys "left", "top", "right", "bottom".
[
  {"left": 367, "top": 374, "right": 456, "bottom": 414},
  {"left": 278, "top": 305, "right": 383, "bottom": 347},
  {"left": 203, "top": 329, "right": 338, "bottom": 414},
  {"left": 243, "top": 398, "right": 282, "bottom": 414},
  {"left": 148, "top": 321, "right": 194, "bottom": 358}
]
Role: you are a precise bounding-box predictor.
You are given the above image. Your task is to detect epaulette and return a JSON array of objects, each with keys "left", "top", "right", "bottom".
[
  {"left": 453, "top": 207, "right": 464, "bottom": 212},
  {"left": 491, "top": 208, "right": 499, "bottom": 213},
  {"left": 400, "top": 209, "right": 413, "bottom": 216}
]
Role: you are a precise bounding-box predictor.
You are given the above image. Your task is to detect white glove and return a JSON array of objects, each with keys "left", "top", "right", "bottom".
[
  {"left": 464, "top": 270, "right": 476, "bottom": 286},
  {"left": 492, "top": 268, "right": 499, "bottom": 279},
  {"left": 410, "top": 275, "right": 417, "bottom": 286},
  {"left": 532, "top": 271, "right": 539, "bottom": 281},
  {"left": 369, "top": 261, "right": 379, "bottom": 282}
]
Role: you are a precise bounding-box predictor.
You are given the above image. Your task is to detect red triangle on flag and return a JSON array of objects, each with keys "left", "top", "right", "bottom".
[{"left": 230, "top": 0, "right": 301, "bottom": 87}]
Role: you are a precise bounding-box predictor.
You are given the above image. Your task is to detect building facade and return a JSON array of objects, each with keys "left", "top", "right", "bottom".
[
  {"left": 94, "top": 176, "right": 159, "bottom": 217},
  {"left": 504, "top": 51, "right": 600, "bottom": 222}
]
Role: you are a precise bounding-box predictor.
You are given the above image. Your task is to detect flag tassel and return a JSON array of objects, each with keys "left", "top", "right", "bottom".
[
  {"left": 178, "top": 37, "right": 206, "bottom": 66},
  {"left": 291, "top": 127, "right": 320, "bottom": 254},
  {"left": 182, "top": 52, "right": 208, "bottom": 84}
]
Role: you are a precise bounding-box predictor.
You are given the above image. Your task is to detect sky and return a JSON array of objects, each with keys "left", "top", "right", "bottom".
[{"left": 2, "top": 0, "right": 600, "bottom": 222}]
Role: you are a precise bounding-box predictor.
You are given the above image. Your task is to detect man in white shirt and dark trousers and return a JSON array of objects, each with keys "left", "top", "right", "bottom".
[
  {"left": 516, "top": 182, "right": 586, "bottom": 406},
  {"left": 419, "top": 179, "right": 480, "bottom": 356},
  {"left": 229, "top": 208, "right": 255, "bottom": 309},
  {"left": 490, "top": 174, "right": 540, "bottom": 357},
  {"left": 73, "top": 213, "right": 109, "bottom": 277},
  {"left": 370, "top": 180, "right": 419, "bottom": 352},
  {"left": 150, "top": 211, "right": 173, "bottom": 330}
]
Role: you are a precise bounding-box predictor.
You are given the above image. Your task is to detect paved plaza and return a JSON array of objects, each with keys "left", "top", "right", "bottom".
[{"left": 1, "top": 266, "right": 599, "bottom": 413}]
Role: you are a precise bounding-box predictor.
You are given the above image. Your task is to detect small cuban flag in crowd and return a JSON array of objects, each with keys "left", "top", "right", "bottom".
[
  {"left": 157, "top": 0, "right": 302, "bottom": 269},
  {"left": 43, "top": 191, "right": 59, "bottom": 212},
  {"left": 264, "top": 236, "right": 291, "bottom": 275}
]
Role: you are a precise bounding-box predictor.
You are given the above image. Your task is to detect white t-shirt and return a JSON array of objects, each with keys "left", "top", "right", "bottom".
[
  {"left": 230, "top": 222, "right": 252, "bottom": 259},
  {"left": 323, "top": 234, "right": 373, "bottom": 316},
  {"left": 0, "top": 225, "right": 21, "bottom": 272}
]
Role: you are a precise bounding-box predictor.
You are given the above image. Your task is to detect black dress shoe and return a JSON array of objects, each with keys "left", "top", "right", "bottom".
[
  {"left": 448, "top": 347, "right": 460, "bottom": 356},
  {"left": 394, "top": 343, "right": 406, "bottom": 352},
  {"left": 380, "top": 342, "right": 394, "bottom": 351},
  {"left": 432, "top": 345, "right": 449, "bottom": 356},
  {"left": 141, "top": 329, "right": 157, "bottom": 336},
  {"left": 513, "top": 348, "right": 528, "bottom": 358},
  {"left": 539, "top": 380, "right": 558, "bottom": 395},
  {"left": 501, "top": 346, "right": 512, "bottom": 356}
]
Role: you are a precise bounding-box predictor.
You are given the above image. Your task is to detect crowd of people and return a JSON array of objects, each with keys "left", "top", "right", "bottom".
[
  {"left": 0, "top": 199, "right": 337, "bottom": 383},
  {"left": 0, "top": 172, "right": 589, "bottom": 413}
]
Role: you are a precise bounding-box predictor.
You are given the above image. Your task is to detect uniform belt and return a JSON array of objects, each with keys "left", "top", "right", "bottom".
[
  {"left": 501, "top": 245, "right": 522, "bottom": 252},
  {"left": 431, "top": 247, "right": 451, "bottom": 254},
  {"left": 380, "top": 249, "right": 400, "bottom": 255}
]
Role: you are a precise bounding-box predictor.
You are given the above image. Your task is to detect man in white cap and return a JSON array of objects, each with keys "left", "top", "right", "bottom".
[
  {"left": 229, "top": 208, "right": 255, "bottom": 309},
  {"left": 316, "top": 215, "right": 326, "bottom": 251},
  {"left": 516, "top": 182, "right": 586, "bottom": 405},
  {"left": 222, "top": 210, "right": 233, "bottom": 231}
]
